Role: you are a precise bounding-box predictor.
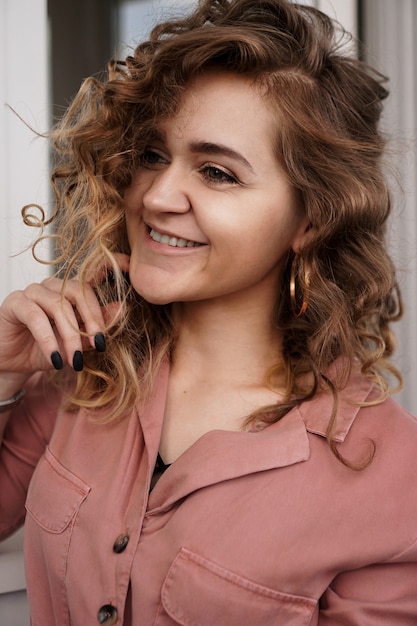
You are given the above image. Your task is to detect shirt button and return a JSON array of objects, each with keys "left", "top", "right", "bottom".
[
  {"left": 113, "top": 534, "right": 129, "bottom": 554},
  {"left": 97, "top": 604, "right": 118, "bottom": 625}
]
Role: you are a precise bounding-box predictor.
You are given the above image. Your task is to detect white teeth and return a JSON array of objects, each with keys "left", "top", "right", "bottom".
[
  {"left": 150, "top": 229, "right": 162, "bottom": 243},
  {"left": 149, "top": 228, "right": 201, "bottom": 248}
]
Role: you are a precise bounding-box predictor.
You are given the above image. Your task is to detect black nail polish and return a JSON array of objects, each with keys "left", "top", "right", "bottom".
[
  {"left": 73, "top": 350, "right": 83, "bottom": 372},
  {"left": 94, "top": 332, "right": 106, "bottom": 353},
  {"left": 51, "top": 351, "right": 64, "bottom": 370}
]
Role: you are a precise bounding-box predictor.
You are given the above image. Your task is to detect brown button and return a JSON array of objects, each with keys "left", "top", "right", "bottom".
[
  {"left": 113, "top": 534, "right": 129, "bottom": 554},
  {"left": 97, "top": 604, "right": 118, "bottom": 625}
]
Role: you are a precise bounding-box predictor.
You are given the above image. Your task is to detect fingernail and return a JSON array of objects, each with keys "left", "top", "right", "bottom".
[
  {"left": 73, "top": 350, "right": 83, "bottom": 372},
  {"left": 51, "top": 351, "right": 63, "bottom": 370},
  {"left": 94, "top": 332, "right": 106, "bottom": 353}
]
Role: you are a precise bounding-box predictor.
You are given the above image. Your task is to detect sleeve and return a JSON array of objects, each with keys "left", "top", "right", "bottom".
[
  {"left": 0, "top": 372, "right": 60, "bottom": 540},
  {"left": 319, "top": 542, "right": 417, "bottom": 625}
]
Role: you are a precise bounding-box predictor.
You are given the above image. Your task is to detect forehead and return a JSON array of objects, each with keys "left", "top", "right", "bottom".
[{"left": 159, "top": 72, "right": 276, "bottom": 140}]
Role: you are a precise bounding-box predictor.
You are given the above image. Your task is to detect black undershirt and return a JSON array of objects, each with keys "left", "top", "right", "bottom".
[{"left": 150, "top": 453, "right": 171, "bottom": 491}]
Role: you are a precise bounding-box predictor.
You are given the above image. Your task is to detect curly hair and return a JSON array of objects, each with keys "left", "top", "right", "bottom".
[{"left": 25, "top": 0, "right": 402, "bottom": 453}]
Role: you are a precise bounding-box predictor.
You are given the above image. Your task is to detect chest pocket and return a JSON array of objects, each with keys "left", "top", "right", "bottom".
[
  {"left": 157, "top": 547, "right": 316, "bottom": 626},
  {"left": 25, "top": 446, "right": 91, "bottom": 533},
  {"left": 25, "top": 447, "right": 91, "bottom": 626}
]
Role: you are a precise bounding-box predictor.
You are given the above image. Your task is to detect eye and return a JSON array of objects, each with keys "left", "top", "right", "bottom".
[
  {"left": 200, "top": 164, "right": 239, "bottom": 186},
  {"left": 139, "top": 149, "right": 167, "bottom": 168}
]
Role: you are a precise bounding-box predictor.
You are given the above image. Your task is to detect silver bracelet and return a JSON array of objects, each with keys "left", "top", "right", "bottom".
[{"left": 0, "top": 389, "right": 25, "bottom": 413}]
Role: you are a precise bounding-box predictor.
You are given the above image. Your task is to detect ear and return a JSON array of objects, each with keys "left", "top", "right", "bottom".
[{"left": 291, "top": 216, "right": 312, "bottom": 254}]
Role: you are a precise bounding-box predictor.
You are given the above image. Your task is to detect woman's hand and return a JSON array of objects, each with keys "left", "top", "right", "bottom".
[
  {"left": 0, "top": 255, "right": 130, "bottom": 388},
  {"left": 0, "top": 277, "right": 103, "bottom": 376}
]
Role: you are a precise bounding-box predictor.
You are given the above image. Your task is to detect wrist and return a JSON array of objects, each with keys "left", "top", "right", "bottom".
[
  {"left": 0, "top": 389, "right": 25, "bottom": 413},
  {"left": 0, "top": 373, "right": 30, "bottom": 402}
]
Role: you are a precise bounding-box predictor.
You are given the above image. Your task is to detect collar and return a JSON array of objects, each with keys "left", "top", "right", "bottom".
[
  {"left": 298, "top": 361, "right": 374, "bottom": 443},
  {"left": 146, "top": 409, "right": 310, "bottom": 512},
  {"left": 139, "top": 358, "right": 374, "bottom": 511}
]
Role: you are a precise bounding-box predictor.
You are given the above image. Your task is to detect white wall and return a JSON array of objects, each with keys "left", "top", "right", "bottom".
[
  {"left": 0, "top": 0, "right": 50, "bottom": 303},
  {"left": 0, "top": 529, "right": 29, "bottom": 625},
  {"left": 316, "top": 0, "right": 357, "bottom": 38},
  {"left": 361, "top": 0, "right": 417, "bottom": 415},
  {"left": 0, "top": 0, "right": 49, "bottom": 619}
]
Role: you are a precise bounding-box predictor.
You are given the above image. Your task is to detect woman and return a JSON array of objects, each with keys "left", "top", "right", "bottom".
[{"left": 1, "top": 0, "right": 417, "bottom": 623}]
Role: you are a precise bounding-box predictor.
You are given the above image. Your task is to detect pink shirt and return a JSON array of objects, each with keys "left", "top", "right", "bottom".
[{"left": 1, "top": 360, "right": 417, "bottom": 625}]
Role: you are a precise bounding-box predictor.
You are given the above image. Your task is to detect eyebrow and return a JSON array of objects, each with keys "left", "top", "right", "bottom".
[{"left": 189, "top": 141, "right": 255, "bottom": 173}]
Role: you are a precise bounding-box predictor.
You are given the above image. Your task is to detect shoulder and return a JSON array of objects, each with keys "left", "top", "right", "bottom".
[
  {"left": 348, "top": 393, "right": 417, "bottom": 472},
  {"left": 24, "top": 371, "right": 66, "bottom": 415},
  {"left": 12, "top": 371, "right": 66, "bottom": 441},
  {"left": 298, "top": 362, "right": 417, "bottom": 450},
  {"left": 355, "top": 392, "right": 417, "bottom": 437},
  {"left": 346, "top": 397, "right": 417, "bottom": 561},
  {"left": 298, "top": 389, "right": 417, "bottom": 563},
  {"left": 297, "top": 366, "right": 417, "bottom": 514},
  {"left": 303, "top": 390, "right": 416, "bottom": 512}
]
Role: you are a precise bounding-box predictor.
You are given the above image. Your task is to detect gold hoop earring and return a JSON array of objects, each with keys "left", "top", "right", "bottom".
[{"left": 290, "top": 256, "right": 310, "bottom": 317}]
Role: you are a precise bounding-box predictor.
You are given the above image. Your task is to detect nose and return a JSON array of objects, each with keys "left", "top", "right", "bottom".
[{"left": 142, "top": 165, "right": 191, "bottom": 215}]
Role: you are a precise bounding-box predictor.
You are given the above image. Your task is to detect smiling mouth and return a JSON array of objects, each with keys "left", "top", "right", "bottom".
[{"left": 149, "top": 228, "right": 203, "bottom": 248}]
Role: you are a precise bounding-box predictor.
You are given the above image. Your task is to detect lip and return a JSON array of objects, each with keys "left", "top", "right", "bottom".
[{"left": 145, "top": 224, "right": 207, "bottom": 249}]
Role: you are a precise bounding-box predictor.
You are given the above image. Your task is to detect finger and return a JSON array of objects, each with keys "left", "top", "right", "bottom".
[
  {"left": 1, "top": 290, "right": 67, "bottom": 371},
  {"left": 112, "top": 253, "right": 130, "bottom": 274},
  {"left": 43, "top": 277, "right": 108, "bottom": 351},
  {"left": 84, "top": 253, "right": 131, "bottom": 285},
  {"left": 23, "top": 283, "right": 88, "bottom": 368}
]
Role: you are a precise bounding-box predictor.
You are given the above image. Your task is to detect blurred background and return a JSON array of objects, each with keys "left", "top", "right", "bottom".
[{"left": 0, "top": 1, "right": 416, "bottom": 622}]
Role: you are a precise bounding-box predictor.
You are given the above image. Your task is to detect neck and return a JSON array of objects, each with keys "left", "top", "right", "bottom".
[{"left": 171, "top": 294, "right": 283, "bottom": 386}]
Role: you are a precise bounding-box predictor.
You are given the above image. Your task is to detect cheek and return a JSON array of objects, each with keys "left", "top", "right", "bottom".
[
  {"left": 124, "top": 213, "right": 137, "bottom": 249},
  {"left": 124, "top": 187, "right": 147, "bottom": 238},
  {"left": 123, "top": 172, "right": 150, "bottom": 213},
  {"left": 249, "top": 213, "right": 302, "bottom": 263}
]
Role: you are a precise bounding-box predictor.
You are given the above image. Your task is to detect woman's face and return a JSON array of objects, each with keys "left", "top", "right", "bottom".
[{"left": 124, "top": 72, "right": 308, "bottom": 307}]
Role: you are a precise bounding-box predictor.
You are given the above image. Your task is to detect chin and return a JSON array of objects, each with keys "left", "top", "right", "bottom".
[
  {"left": 134, "top": 289, "right": 173, "bottom": 306},
  {"left": 144, "top": 295, "right": 174, "bottom": 306},
  {"left": 132, "top": 284, "right": 175, "bottom": 306}
]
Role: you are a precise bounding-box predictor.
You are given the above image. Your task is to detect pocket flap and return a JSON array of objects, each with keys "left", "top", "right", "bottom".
[
  {"left": 161, "top": 548, "right": 316, "bottom": 626},
  {"left": 25, "top": 447, "right": 90, "bottom": 533}
]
